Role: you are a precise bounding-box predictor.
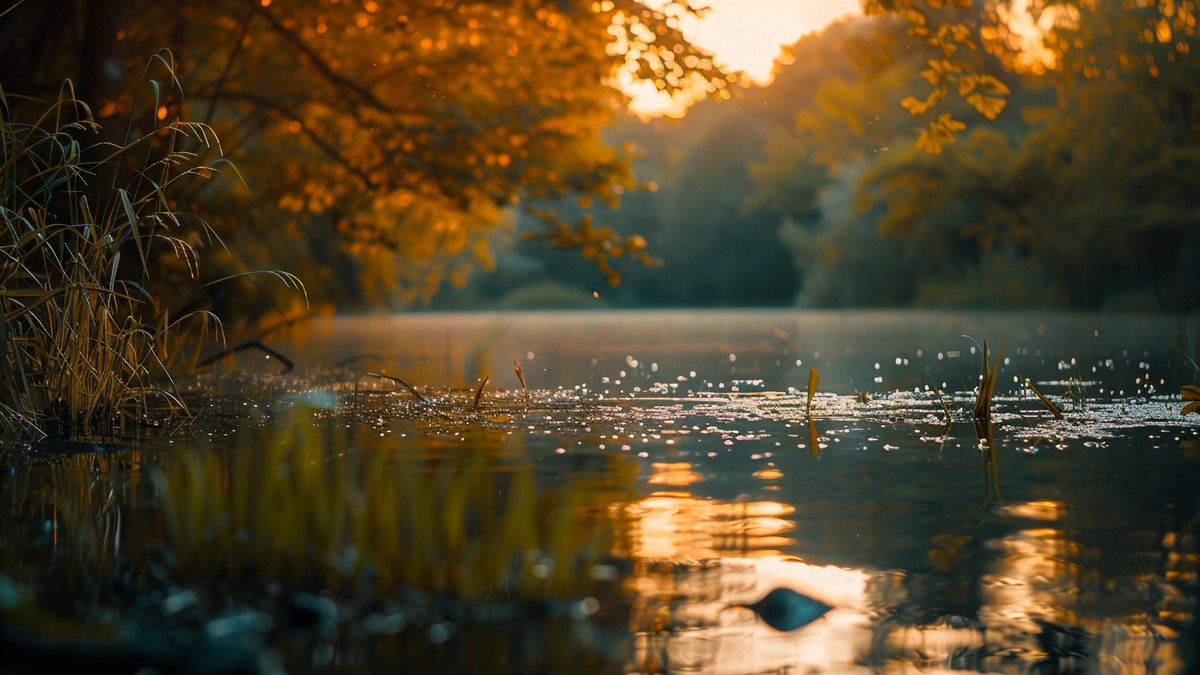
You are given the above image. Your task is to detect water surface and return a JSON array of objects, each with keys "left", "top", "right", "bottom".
[{"left": 2, "top": 310, "right": 1197, "bottom": 674}]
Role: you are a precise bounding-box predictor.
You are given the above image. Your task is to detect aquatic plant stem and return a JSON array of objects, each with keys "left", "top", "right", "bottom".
[{"left": 938, "top": 336, "right": 968, "bottom": 392}]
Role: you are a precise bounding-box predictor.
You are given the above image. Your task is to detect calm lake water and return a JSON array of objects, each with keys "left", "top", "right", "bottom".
[{"left": 2, "top": 310, "right": 1198, "bottom": 674}]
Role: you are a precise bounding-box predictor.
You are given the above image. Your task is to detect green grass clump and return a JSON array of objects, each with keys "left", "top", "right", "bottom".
[{"left": 0, "top": 60, "right": 301, "bottom": 438}]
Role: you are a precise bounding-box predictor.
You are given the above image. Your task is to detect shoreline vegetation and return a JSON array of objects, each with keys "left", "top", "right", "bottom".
[
  {"left": 0, "top": 1, "right": 1196, "bottom": 672},
  {"left": 0, "top": 60, "right": 303, "bottom": 441},
  {"left": 0, "top": 0, "right": 727, "bottom": 318},
  {"left": 0, "top": 0, "right": 739, "bottom": 440}
]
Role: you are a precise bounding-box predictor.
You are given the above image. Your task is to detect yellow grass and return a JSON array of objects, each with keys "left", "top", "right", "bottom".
[{"left": 0, "top": 62, "right": 302, "bottom": 438}]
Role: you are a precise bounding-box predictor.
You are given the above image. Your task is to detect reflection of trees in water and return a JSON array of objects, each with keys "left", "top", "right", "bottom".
[
  {"left": 972, "top": 503, "right": 1196, "bottom": 672},
  {"left": 612, "top": 483, "right": 880, "bottom": 674},
  {"left": 612, "top": 487, "right": 797, "bottom": 562},
  {"left": 3, "top": 391, "right": 1197, "bottom": 672},
  {"left": 872, "top": 506, "right": 1195, "bottom": 672}
]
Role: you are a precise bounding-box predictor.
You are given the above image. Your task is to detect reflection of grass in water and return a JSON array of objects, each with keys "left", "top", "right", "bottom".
[
  {"left": 940, "top": 332, "right": 1007, "bottom": 502},
  {"left": 152, "top": 406, "right": 635, "bottom": 601},
  {"left": 0, "top": 451, "right": 139, "bottom": 612},
  {"left": 0, "top": 406, "right": 638, "bottom": 674},
  {"left": 2, "top": 405, "right": 637, "bottom": 610}
]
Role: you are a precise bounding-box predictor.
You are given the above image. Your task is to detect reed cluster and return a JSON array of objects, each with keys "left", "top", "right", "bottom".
[{"left": 0, "top": 65, "right": 301, "bottom": 438}]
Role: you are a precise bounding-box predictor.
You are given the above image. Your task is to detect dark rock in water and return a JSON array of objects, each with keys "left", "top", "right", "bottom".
[{"left": 741, "top": 587, "right": 833, "bottom": 632}]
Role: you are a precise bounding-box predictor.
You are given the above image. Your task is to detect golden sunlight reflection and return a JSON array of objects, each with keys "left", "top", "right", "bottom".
[
  {"left": 751, "top": 468, "right": 783, "bottom": 480},
  {"left": 612, "top": 488, "right": 884, "bottom": 673},
  {"left": 623, "top": 557, "right": 878, "bottom": 674},
  {"left": 647, "top": 462, "right": 704, "bottom": 486},
  {"left": 979, "top": 526, "right": 1083, "bottom": 650},
  {"left": 976, "top": 501, "right": 1192, "bottom": 672},
  {"left": 998, "top": 499, "right": 1063, "bottom": 521},
  {"left": 611, "top": 492, "right": 1197, "bottom": 674},
  {"left": 612, "top": 491, "right": 796, "bottom": 561}
]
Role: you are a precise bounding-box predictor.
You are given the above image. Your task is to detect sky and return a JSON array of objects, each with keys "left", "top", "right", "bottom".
[{"left": 628, "top": 0, "right": 862, "bottom": 117}]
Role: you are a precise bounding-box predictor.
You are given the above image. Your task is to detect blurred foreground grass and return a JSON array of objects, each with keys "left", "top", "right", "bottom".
[{"left": 1, "top": 403, "right": 638, "bottom": 610}]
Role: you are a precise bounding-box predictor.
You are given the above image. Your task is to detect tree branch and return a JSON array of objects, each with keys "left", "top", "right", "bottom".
[
  {"left": 204, "top": 3, "right": 257, "bottom": 125},
  {"left": 246, "top": 0, "right": 393, "bottom": 114},
  {"left": 215, "top": 90, "right": 383, "bottom": 191}
]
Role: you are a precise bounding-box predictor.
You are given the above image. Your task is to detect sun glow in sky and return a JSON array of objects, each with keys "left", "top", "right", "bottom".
[{"left": 628, "top": 0, "right": 862, "bottom": 117}]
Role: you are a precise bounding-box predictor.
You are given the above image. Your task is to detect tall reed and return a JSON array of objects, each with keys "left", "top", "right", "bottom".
[
  {"left": 0, "top": 60, "right": 301, "bottom": 438},
  {"left": 972, "top": 332, "right": 1006, "bottom": 502}
]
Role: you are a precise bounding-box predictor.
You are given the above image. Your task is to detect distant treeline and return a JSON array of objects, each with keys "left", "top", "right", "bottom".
[{"left": 446, "top": 6, "right": 1200, "bottom": 312}]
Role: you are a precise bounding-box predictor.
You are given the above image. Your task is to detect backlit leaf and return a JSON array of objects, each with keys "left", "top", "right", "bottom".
[
  {"left": 966, "top": 93, "right": 1006, "bottom": 119},
  {"left": 977, "top": 74, "right": 1010, "bottom": 95}
]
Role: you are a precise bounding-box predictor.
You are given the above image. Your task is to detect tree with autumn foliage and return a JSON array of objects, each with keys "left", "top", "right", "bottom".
[
  {"left": 407, "top": 0, "right": 1200, "bottom": 311},
  {"left": 865, "top": 0, "right": 1197, "bottom": 151},
  {"left": 0, "top": 0, "right": 730, "bottom": 320},
  {"left": 849, "top": 0, "right": 1200, "bottom": 308},
  {"left": 722, "top": 0, "right": 1200, "bottom": 310}
]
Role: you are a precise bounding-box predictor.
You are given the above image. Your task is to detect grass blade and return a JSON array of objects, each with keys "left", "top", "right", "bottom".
[
  {"left": 1023, "top": 377, "right": 1063, "bottom": 419},
  {"left": 472, "top": 375, "right": 488, "bottom": 410},
  {"left": 0, "top": 303, "right": 24, "bottom": 413},
  {"left": 972, "top": 330, "right": 1007, "bottom": 423},
  {"left": 513, "top": 357, "right": 527, "bottom": 392},
  {"left": 806, "top": 368, "right": 818, "bottom": 417},
  {"left": 924, "top": 373, "right": 952, "bottom": 421},
  {"left": 0, "top": 2, "right": 26, "bottom": 22},
  {"left": 367, "top": 372, "right": 427, "bottom": 403},
  {"left": 1172, "top": 345, "right": 1200, "bottom": 373}
]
